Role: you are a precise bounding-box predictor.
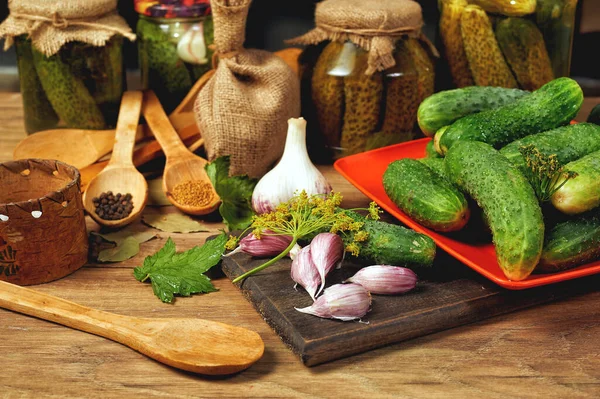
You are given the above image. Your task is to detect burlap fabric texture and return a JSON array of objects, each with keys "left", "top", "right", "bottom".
[
  {"left": 0, "top": 0, "right": 135, "bottom": 56},
  {"left": 289, "top": 0, "right": 436, "bottom": 75},
  {"left": 194, "top": 0, "right": 301, "bottom": 178}
]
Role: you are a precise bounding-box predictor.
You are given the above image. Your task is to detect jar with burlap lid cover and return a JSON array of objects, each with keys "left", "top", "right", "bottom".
[
  {"left": 0, "top": 0, "right": 135, "bottom": 134},
  {"left": 194, "top": 0, "right": 300, "bottom": 178},
  {"left": 290, "top": 0, "right": 437, "bottom": 159}
]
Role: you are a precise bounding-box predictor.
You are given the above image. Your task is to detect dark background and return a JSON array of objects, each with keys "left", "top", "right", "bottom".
[{"left": 0, "top": 0, "right": 598, "bottom": 93}]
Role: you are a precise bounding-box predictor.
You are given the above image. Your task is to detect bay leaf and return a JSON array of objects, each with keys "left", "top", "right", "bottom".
[
  {"left": 93, "top": 230, "right": 156, "bottom": 246},
  {"left": 97, "top": 236, "right": 140, "bottom": 262},
  {"left": 147, "top": 178, "right": 172, "bottom": 206},
  {"left": 142, "top": 207, "right": 209, "bottom": 233}
]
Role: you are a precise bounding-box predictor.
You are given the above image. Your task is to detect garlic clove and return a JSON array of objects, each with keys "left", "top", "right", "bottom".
[
  {"left": 295, "top": 283, "right": 371, "bottom": 321},
  {"left": 290, "top": 246, "right": 321, "bottom": 300},
  {"left": 252, "top": 117, "right": 332, "bottom": 214},
  {"left": 224, "top": 230, "right": 295, "bottom": 258},
  {"left": 177, "top": 23, "right": 208, "bottom": 65},
  {"left": 310, "top": 233, "right": 344, "bottom": 297},
  {"left": 345, "top": 265, "right": 418, "bottom": 295}
]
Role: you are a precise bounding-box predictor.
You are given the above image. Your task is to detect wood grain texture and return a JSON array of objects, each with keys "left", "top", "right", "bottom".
[
  {"left": 0, "top": 93, "right": 599, "bottom": 397},
  {"left": 222, "top": 250, "right": 599, "bottom": 367}
]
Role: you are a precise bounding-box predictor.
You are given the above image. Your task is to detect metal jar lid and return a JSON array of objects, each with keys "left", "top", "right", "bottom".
[{"left": 134, "top": 0, "right": 211, "bottom": 18}]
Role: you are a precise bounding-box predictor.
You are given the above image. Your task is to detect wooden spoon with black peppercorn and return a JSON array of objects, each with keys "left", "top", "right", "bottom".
[
  {"left": 83, "top": 91, "right": 148, "bottom": 228},
  {"left": 142, "top": 90, "right": 220, "bottom": 216}
]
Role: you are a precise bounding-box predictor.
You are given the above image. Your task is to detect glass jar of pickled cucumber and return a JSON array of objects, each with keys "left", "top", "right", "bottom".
[
  {"left": 0, "top": 0, "right": 135, "bottom": 134},
  {"left": 291, "top": 0, "right": 436, "bottom": 160},
  {"left": 135, "top": 0, "right": 214, "bottom": 114},
  {"left": 438, "top": 0, "right": 578, "bottom": 90}
]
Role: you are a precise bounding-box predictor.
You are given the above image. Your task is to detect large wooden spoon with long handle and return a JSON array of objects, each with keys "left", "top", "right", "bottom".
[{"left": 0, "top": 279, "right": 264, "bottom": 375}]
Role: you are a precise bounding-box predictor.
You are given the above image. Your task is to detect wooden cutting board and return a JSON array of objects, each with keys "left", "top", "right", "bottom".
[{"left": 222, "top": 251, "right": 599, "bottom": 367}]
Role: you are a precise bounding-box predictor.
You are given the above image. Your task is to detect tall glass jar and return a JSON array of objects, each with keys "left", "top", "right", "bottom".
[
  {"left": 438, "top": 0, "right": 578, "bottom": 90},
  {"left": 0, "top": 0, "right": 133, "bottom": 134},
  {"left": 300, "top": 39, "right": 435, "bottom": 160},
  {"left": 136, "top": 0, "right": 214, "bottom": 114}
]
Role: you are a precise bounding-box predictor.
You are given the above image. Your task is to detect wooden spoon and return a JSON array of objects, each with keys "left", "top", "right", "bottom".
[
  {"left": 83, "top": 91, "right": 148, "bottom": 228},
  {"left": 142, "top": 90, "right": 220, "bottom": 216},
  {"left": 0, "top": 279, "right": 264, "bottom": 375},
  {"left": 12, "top": 113, "right": 194, "bottom": 170}
]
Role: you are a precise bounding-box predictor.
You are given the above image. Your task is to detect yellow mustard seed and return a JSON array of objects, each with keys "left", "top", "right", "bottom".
[{"left": 172, "top": 180, "right": 215, "bottom": 207}]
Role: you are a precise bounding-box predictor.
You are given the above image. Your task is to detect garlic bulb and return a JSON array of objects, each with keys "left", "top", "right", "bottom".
[
  {"left": 295, "top": 283, "right": 371, "bottom": 321},
  {"left": 252, "top": 117, "right": 332, "bottom": 214}
]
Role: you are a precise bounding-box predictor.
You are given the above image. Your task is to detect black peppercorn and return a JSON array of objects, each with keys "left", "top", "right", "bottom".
[{"left": 93, "top": 191, "right": 134, "bottom": 221}]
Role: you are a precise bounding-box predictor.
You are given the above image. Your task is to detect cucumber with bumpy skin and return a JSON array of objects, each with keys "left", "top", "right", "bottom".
[
  {"left": 551, "top": 150, "right": 600, "bottom": 215},
  {"left": 445, "top": 141, "right": 544, "bottom": 281},
  {"left": 538, "top": 209, "right": 600, "bottom": 273},
  {"left": 588, "top": 104, "right": 600, "bottom": 125},
  {"left": 419, "top": 157, "right": 446, "bottom": 178},
  {"left": 417, "top": 86, "right": 528, "bottom": 136},
  {"left": 500, "top": 123, "right": 600, "bottom": 173},
  {"left": 437, "top": 77, "right": 583, "bottom": 155},
  {"left": 344, "top": 211, "right": 436, "bottom": 268},
  {"left": 383, "top": 159, "right": 470, "bottom": 232}
]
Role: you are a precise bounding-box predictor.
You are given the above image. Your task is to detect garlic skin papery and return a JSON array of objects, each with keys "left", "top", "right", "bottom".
[
  {"left": 291, "top": 246, "right": 321, "bottom": 300},
  {"left": 224, "top": 231, "right": 301, "bottom": 259},
  {"left": 310, "top": 233, "right": 343, "bottom": 296},
  {"left": 295, "top": 283, "right": 371, "bottom": 321},
  {"left": 252, "top": 117, "right": 332, "bottom": 214},
  {"left": 345, "top": 265, "right": 417, "bottom": 295}
]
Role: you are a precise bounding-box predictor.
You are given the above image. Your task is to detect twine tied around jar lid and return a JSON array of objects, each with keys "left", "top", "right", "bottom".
[
  {"left": 288, "top": 0, "right": 439, "bottom": 75},
  {"left": 0, "top": 0, "right": 135, "bottom": 56}
]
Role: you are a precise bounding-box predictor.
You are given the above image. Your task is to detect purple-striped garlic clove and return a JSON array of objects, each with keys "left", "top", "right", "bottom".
[
  {"left": 295, "top": 283, "right": 371, "bottom": 321},
  {"left": 345, "top": 265, "right": 417, "bottom": 295},
  {"left": 225, "top": 230, "right": 298, "bottom": 258},
  {"left": 310, "top": 233, "right": 344, "bottom": 297},
  {"left": 291, "top": 245, "right": 321, "bottom": 300}
]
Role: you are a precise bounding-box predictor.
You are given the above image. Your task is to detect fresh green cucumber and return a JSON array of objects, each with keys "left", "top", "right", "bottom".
[
  {"left": 538, "top": 209, "right": 600, "bottom": 273},
  {"left": 418, "top": 157, "right": 446, "bottom": 178},
  {"left": 437, "top": 77, "right": 583, "bottom": 155},
  {"left": 383, "top": 159, "right": 470, "bottom": 232},
  {"left": 345, "top": 211, "right": 436, "bottom": 268},
  {"left": 417, "top": 86, "right": 528, "bottom": 136},
  {"left": 500, "top": 123, "right": 600, "bottom": 172},
  {"left": 551, "top": 150, "right": 600, "bottom": 215},
  {"left": 588, "top": 104, "right": 600, "bottom": 125},
  {"left": 424, "top": 139, "right": 442, "bottom": 159},
  {"left": 445, "top": 141, "right": 544, "bottom": 281}
]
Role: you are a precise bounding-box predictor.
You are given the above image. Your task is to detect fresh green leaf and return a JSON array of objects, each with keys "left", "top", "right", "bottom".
[
  {"left": 142, "top": 207, "right": 209, "bottom": 233},
  {"left": 133, "top": 234, "right": 228, "bottom": 303},
  {"left": 205, "top": 156, "right": 258, "bottom": 231},
  {"left": 97, "top": 236, "right": 140, "bottom": 262}
]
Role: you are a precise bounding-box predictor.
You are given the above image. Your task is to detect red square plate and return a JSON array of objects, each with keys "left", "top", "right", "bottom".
[{"left": 334, "top": 138, "right": 600, "bottom": 289}]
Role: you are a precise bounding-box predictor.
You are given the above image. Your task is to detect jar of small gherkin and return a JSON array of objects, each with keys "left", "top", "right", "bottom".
[
  {"left": 135, "top": 0, "right": 214, "bottom": 114},
  {"left": 438, "top": 0, "right": 578, "bottom": 90},
  {"left": 290, "top": 0, "right": 437, "bottom": 160},
  {"left": 0, "top": 0, "right": 135, "bottom": 134}
]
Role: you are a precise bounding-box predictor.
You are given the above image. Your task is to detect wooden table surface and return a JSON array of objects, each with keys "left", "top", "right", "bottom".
[{"left": 0, "top": 93, "right": 599, "bottom": 398}]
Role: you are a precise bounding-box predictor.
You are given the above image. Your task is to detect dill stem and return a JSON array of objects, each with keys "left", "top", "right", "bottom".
[{"left": 232, "top": 237, "right": 299, "bottom": 283}]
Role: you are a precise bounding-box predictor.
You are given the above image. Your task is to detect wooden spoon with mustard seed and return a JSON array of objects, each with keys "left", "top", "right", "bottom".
[
  {"left": 142, "top": 90, "right": 221, "bottom": 216},
  {"left": 83, "top": 91, "right": 148, "bottom": 228}
]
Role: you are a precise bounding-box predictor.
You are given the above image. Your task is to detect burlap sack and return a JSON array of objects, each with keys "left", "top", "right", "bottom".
[
  {"left": 194, "top": 0, "right": 301, "bottom": 178},
  {"left": 289, "top": 0, "right": 437, "bottom": 75},
  {"left": 0, "top": 0, "right": 135, "bottom": 56}
]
